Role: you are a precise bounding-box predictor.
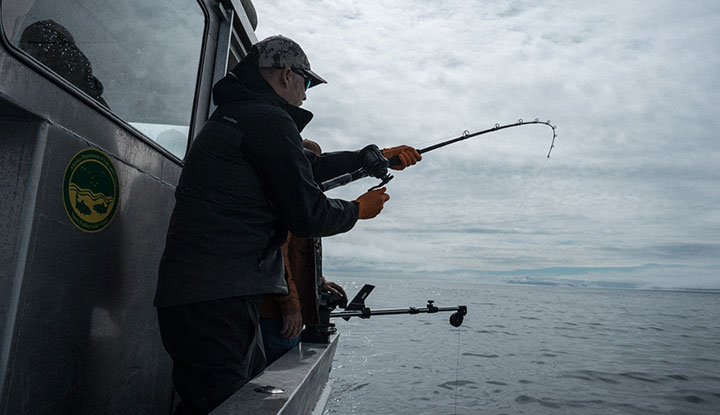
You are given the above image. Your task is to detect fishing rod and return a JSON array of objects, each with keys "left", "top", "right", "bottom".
[{"left": 319, "top": 119, "right": 557, "bottom": 192}]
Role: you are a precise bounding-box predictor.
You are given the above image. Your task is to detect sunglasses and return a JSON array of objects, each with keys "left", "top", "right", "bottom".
[{"left": 292, "top": 68, "right": 312, "bottom": 90}]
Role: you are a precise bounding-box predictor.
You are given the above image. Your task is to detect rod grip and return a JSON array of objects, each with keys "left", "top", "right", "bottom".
[
  {"left": 319, "top": 173, "right": 353, "bottom": 191},
  {"left": 387, "top": 155, "right": 401, "bottom": 167},
  {"left": 319, "top": 168, "right": 368, "bottom": 191}
]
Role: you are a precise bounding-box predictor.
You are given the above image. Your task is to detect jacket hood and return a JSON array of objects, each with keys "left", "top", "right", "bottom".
[{"left": 213, "top": 55, "right": 314, "bottom": 132}]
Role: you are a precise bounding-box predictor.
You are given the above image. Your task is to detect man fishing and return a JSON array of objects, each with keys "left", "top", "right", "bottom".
[{"left": 153, "top": 35, "right": 421, "bottom": 414}]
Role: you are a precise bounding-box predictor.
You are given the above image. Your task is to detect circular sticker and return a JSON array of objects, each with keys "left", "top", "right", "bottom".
[{"left": 63, "top": 148, "right": 119, "bottom": 232}]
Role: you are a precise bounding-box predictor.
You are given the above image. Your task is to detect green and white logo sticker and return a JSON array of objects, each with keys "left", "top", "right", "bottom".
[{"left": 63, "top": 148, "right": 119, "bottom": 232}]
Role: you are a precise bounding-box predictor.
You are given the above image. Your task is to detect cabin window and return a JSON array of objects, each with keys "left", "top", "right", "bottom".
[{"left": 2, "top": 0, "right": 206, "bottom": 158}]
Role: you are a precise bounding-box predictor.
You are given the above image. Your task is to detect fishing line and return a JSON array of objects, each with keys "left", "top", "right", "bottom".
[
  {"left": 449, "top": 126, "right": 555, "bottom": 304},
  {"left": 484, "top": 155, "right": 552, "bottom": 263},
  {"left": 456, "top": 160, "right": 550, "bottom": 414},
  {"left": 454, "top": 329, "right": 461, "bottom": 415},
  {"left": 413, "top": 119, "right": 555, "bottom": 412},
  {"left": 399, "top": 120, "right": 557, "bottom": 412},
  {"left": 445, "top": 167, "right": 550, "bottom": 414},
  {"left": 446, "top": 129, "right": 555, "bottom": 412}
]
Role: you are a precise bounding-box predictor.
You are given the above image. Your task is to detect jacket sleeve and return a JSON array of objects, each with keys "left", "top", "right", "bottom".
[
  {"left": 247, "top": 112, "right": 360, "bottom": 238},
  {"left": 303, "top": 149, "right": 364, "bottom": 183}
]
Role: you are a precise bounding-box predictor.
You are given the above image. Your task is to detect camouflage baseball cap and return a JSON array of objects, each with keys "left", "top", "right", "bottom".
[{"left": 254, "top": 35, "right": 327, "bottom": 88}]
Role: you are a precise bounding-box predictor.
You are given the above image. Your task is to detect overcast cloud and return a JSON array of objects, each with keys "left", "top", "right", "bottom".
[{"left": 254, "top": 1, "right": 720, "bottom": 289}]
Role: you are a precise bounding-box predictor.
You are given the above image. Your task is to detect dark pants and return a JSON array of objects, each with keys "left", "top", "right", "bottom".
[{"left": 157, "top": 297, "right": 266, "bottom": 415}]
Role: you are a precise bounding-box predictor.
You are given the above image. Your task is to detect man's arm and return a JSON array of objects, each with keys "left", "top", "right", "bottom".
[
  {"left": 248, "top": 114, "right": 360, "bottom": 238},
  {"left": 277, "top": 245, "right": 302, "bottom": 339},
  {"left": 303, "top": 149, "right": 364, "bottom": 183},
  {"left": 303, "top": 144, "right": 421, "bottom": 182}
]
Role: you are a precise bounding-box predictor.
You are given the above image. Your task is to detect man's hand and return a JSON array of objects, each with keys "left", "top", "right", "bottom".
[
  {"left": 322, "top": 278, "right": 347, "bottom": 298},
  {"left": 354, "top": 187, "right": 390, "bottom": 219},
  {"left": 382, "top": 145, "right": 422, "bottom": 170},
  {"left": 280, "top": 311, "right": 303, "bottom": 339}
]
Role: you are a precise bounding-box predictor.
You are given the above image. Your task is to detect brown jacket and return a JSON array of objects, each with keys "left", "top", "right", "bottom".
[{"left": 260, "top": 235, "right": 321, "bottom": 324}]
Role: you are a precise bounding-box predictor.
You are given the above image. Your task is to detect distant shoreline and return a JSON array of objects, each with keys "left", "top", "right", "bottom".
[{"left": 506, "top": 279, "right": 720, "bottom": 294}]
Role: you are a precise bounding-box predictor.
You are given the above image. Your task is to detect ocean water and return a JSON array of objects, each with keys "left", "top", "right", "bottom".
[{"left": 323, "top": 278, "right": 720, "bottom": 414}]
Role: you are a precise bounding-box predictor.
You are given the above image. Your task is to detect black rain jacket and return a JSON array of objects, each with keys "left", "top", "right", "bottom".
[{"left": 154, "top": 56, "right": 362, "bottom": 307}]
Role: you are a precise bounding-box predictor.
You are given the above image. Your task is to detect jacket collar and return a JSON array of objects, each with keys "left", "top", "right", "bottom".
[{"left": 213, "top": 60, "right": 314, "bottom": 132}]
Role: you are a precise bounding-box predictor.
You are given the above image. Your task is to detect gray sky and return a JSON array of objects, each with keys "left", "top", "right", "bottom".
[{"left": 254, "top": 0, "right": 720, "bottom": 290}]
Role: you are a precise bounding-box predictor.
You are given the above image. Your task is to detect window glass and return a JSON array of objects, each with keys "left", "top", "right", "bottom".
[{"left": 2, "top": 0, "right": 205, "bottom": 158}]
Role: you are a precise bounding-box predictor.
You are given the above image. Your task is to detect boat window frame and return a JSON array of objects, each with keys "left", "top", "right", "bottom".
[
  {"left": 0, "top": 0, "right": 212, "bottom": 165},
  {"left": 204, "top": 0, "right": 257, "bottom": 119}
]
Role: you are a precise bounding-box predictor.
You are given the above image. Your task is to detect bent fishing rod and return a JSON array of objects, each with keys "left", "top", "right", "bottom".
[{"left": 319, "top": 119, "right": 557, "bottom": 192}]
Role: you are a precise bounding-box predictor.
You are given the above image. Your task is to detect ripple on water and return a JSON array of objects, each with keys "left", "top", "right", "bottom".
[
  {"left": 348, "top": 382, "right": 369, "bottom": 392},
  {"left": 409, "top": 396, "right": 431, "bottom": 402},
  {"left": 516, "top": 395, "right": 623, "bottom": 410},
  {"left": 664, "top": 389, "right": 720, "bottom": 406},
  {"left": 560, "top": 370, "right": 620, "bottom": 384},
  {"left": 649, "top": 326, "right": 665, "bottom": 331},
  {"left": 683, "top": 395, "right": 704, "bottom": 403},
  {"left": 619, "top": 372, "right": 661, "bottom": 384},
  {"left": 437, "top": 380, "right": 476, "bottom": 390},
  {"left": 463, "top": 352, "right": 499, "bottom": 358},
  {"left": 514, "top": 395, "right": 562, "bottom": 408}
]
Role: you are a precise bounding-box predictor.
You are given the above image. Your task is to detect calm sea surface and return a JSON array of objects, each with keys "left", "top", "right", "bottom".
[{"left": 323, "top": 278, "right": 720, "bottom": 414}]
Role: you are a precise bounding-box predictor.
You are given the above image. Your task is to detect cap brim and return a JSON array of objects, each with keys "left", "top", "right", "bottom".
[{"left": 304, "top": 68, "right": 327, "bottom": 88}]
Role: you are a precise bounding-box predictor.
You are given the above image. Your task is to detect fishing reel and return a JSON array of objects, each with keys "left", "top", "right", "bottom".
[
  {"left": 359, "top": 144, "right": 394, "bottom": 191},
  {"left": 319, "top": 145, "right": 393, "bottom": 191}
]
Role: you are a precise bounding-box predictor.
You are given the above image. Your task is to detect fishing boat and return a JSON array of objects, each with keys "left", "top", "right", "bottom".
[{"left": 0, "top": 1, "right": 472, "bottom": 413}]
